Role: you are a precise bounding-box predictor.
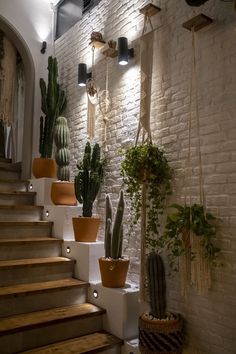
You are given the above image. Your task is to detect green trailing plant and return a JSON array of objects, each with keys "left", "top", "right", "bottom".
[
  {"left": 105, "top": 190, "right": 125, "bottom": 259},
  {"left": 74, "top": 141, "right": 104, "bottom": 217},
  {"left": 54, "top": 116, "right": 70, "bottom": 181},
  {"left": 161, "top": 203, "right": 220, "bottom": 270},
  {"left": 39, "top": 56, "right": 67, "bottom": 158},
  {"left": 147, "top": 252, "right": 166, "bottom": 319},
  {"left": 121, "top": 143, "right": 172, "bottom": 249}
]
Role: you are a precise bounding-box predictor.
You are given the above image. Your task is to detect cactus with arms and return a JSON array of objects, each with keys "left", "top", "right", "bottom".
[
  {"left": 147, "top": 252, "right": 166, "bottom": 319},
  {"left": 39, "top": 56, "right": 67, "bottom": 158},
  {"left": 105, "top": 190, "right": 125, "bottom": 259},
  {"left": 74, "top": 141, "right": 104, "bottom": 217},
  {"left": 54, "top": 116, "right": 70, "bottom": 181}
]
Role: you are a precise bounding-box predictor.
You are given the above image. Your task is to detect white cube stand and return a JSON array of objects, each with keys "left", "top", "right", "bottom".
[
  {"left": 88, "top": 282, "right": 139, "bottom": 340},
  {"left": 29, "top": 178, "right": 56, "bottom": 206},
  {"left": 62, "top": 241, "right": 104, "bottom": 282}
]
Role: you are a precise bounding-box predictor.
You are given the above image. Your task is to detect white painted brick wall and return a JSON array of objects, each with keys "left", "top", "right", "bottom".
[{"left": 55, "top": 0, "right": 236, "bottom": 352}]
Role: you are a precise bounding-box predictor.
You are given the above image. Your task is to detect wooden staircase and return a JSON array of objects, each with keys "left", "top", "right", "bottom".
[{"left": 0, "top": 159, "right": 122, "bottom": 354}]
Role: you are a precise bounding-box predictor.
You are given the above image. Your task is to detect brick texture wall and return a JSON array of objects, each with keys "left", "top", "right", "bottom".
[{"left": 55, "top": 1, "right": 236, "bottom": 353}]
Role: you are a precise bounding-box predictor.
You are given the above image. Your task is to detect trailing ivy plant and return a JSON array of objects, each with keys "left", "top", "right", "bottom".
[
  {"left": 160, "top": 203, "right": 220, "bottom": 270},
  {"left": 121, "top": 143, "right": 172, "bottom": 249}
]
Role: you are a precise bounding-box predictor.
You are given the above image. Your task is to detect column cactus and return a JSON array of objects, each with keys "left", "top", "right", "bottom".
[
  {"left": 74, "top": 141, "right": 104, "bottom": 217},
  {"left": 39, "top": 56, "right": 67, "bottom": 158},
  {"left": 105, "top": 190, "right": 125, "bottom": 259},
  {"left": 54, "top": 116, "right": 70, "bottom": 181},
  {"left": 147, "top": 252, "right": 166, "bottom": 319}
]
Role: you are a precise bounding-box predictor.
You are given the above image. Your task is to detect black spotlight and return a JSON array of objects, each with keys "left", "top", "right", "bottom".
[
  {"left": 118, "top": 37, "right": 134, "bottom": 66},
  {"left": 78, "top": 63, "right": 91, "bottom": 87},
  {"left": 40, "top": 41, "right": 47, "bottom": 54}
]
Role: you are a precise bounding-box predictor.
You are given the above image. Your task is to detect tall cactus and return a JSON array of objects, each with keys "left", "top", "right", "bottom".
[
  {"left": 147, "top": 252, "right": 166, "bottom": 319},
  {"left": 74, "top": 142, "right": 104, "bottom": 217},
  {"left": 105, "top": 190, "right": 125, "bottom": 259},
  {"left": 39, "top": 56, "right": 67, "bottom": 158},
  {"left": 54, "top": 116, "right": 70, "bottom": 181}
]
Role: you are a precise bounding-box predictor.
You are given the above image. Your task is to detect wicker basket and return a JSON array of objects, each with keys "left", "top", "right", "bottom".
[{"left": 139, "top": 313, "right": 184, "bottom": 354}]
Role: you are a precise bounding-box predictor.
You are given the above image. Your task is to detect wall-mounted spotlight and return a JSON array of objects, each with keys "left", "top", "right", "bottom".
[
  {"left": 40, "top": 41, "right": 47, "bottom": 54},
  {"left": 78, "top": 63, "right": 92, "bottom": 87},
  {"left": 118, "top": 37, "right": 134, "bottom": 66}
]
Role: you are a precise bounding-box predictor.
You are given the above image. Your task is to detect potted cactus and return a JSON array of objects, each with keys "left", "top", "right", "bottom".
[
  {"left": 139, "top": 252, "right": 184, "bottom": 354},
  {"left": 73, "top": 141, "right": 104, "bottom": 242},
  {"left": 99, "top": 190, "right": 129, "bottom": 288},
  {"left": 32, "top": 56, "right": 67, "bottom": 178},
  {"left": 51, "top": 116, "right": 76, "bottom": 205}
]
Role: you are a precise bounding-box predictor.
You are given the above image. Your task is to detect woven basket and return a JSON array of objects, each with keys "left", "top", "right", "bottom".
[{"left": 139, "top": 313, "right": 184, "bottom": 354}]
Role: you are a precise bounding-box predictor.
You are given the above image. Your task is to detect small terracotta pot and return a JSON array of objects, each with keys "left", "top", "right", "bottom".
[
  {"left": 99, "top": 257, "right": 130, "bottom": 288},
  {"left": 32, "top": 157, "right": 57, "bottom": 178},
  {"left": 72, "top": 216, "right": 100, "bottom": 242},
  {"left": 51, "top": 181, "right": 77, "bottom": 206}
]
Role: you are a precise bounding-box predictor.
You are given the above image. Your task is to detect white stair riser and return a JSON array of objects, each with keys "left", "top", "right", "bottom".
[
  {"left": 0, "top": 225, "right": 52, "bottom": 238},
  {"left": 0, "top": 170, "right": 20, "bottom": 180},
  {"left": 0, "top": 209, "right": 42, "bottom": 222},
  {"left": 0, "top": 287, "right": 87, "bottom": 317},
  {"left": 0, "top": 181, "right": 28, "bottom": 192},
  {"left": 0, "top": 315, "right": 103, "bottom": 354},
  {"left": 0, "top": 242, "right": 62, "bottom": 260},
  {"left": 0, "top": 194, "right": 35, "bottom": 206},
  {"left": 0, "top": 262, "right": 74, "bottom": 286}
]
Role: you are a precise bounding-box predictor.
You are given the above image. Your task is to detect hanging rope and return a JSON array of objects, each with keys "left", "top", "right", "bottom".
[{"left": 87, "top": 45, "right": 98, "bottom": 139}]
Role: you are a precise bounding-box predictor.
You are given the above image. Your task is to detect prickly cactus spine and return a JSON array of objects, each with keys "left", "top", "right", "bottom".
[
  {"left": 147, "top": 252, "right": 166, "bottom": 319},
  {"left": 54, "top": 116, "right": 70, "bottom": 181}
]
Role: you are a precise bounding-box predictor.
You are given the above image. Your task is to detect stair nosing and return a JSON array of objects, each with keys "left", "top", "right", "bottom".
[
  {"left": 0, "top": 205, "right": 43, "bottom": 210},
  {"left": 0, "top": 221, "right": 53, "bottom": 226},
  {"left": 0, "top": 191, "right": 36, "bottom": 196},
  {"left": 0, "top": 257, "right": 74, "bottom": 270},
  {"left": 0, "top": 278, "right": 89, "bottom": 298},
  {"left": 0, "top": 303, "right": 105, "bottom": 336},
  {"left": 0, "top": 237, "right": 63, "bottom": 245}
]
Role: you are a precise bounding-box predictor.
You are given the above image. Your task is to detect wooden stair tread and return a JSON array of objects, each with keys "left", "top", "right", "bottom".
[
  {"left": 0, "top": 191, "right": 36, "bottom": 196},
  {"left": 0, "top": 237, "right": 62, "bottom": 245},
  {"left": 0, "top": 158, "right": 12, "bottom": 164},
  {"left": 0, "top": 221, "right": 52, "bottom": 226},
  {"left": 0, "top": 303, "right": 105, "bottom": 335},
  {"left": 0, "top": 178, "right": 28, "bottom": 183},
  {"left": 0, "top": 205, "right": 43, "bottom": 210},
  {"left": 0, "top": 161, "right": 21, "bottom": 171},
  {"left": 0, "top": 256, "right": 74, "bottom": 269},
  {"left": 0, "top": 278, "right": 88, "bottom": 298},
  {"left": 20, "top": 331, "right": 123, "bottom": 354}
]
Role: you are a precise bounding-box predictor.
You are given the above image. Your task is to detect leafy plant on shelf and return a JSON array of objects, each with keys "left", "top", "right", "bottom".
[
  {"left": 121, "top": 143, "right": 172, "bottom": 249},
  {"left": 161, "top": 203, "right": 220, "bottom": 270}
]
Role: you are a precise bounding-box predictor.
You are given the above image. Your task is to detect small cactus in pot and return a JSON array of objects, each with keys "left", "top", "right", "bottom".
[{"left": 99, "top": 190, "right": 130, "bottom": 288}]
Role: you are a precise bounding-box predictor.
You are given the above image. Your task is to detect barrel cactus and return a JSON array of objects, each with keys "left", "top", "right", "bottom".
[
  {"left": 105, "top": 190, "right": 125, "bottom": 259},
  {"left": 147, "top": 252, "right": 166, "bottom": 319},
  {"left": 39, "top": 56, "right": 67, "bottom": 158},
  {"left": 74, "top": 141, "right": 104, "bottom": 217},
  {"left": 54, "top": 116, "right": 70, "bottom": 181}
]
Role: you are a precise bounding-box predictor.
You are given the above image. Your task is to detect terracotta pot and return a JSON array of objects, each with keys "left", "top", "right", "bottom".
[
  {"left": 72, "top": 216, "right": 100, "bottom": 242},
  {"left": 51, "top": 181, "right": 77, "bottom": 206},
  {"left": 99, "top": 257, "right": 130, "bottom": 288},
  {"left": 32, "top": 157, "right": 57, "bottom": 178},
  {"left": 139, "top": 313, "right": 184, "bottom": 354}
]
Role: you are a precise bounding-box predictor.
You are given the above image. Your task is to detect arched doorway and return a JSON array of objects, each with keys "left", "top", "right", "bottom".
[{"left": 0, "top": 15, "right": 34, "bottom": 179}]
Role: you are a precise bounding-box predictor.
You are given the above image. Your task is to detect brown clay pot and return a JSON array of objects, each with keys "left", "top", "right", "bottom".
[
  {"left": 99, "top": 257, "right": 130, "bottom": 288},
  {"left": 51, "top": 181, "right": 77, "bottom": 206},
  {"left": 72, "top": 216, "right": 100, "bottom": 242},
  {"left": 32, "top": 157, "right": 57, "bottom": 178}
]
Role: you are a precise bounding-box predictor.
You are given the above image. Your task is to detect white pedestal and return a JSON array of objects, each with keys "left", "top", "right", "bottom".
[
  {"left": 29, "top": 178, "right": 56, "bottom": 206},
  {"left": 122, "top": 338, "right": 140, "bottom": 354},
  {"left": 88, "top": 282, "right": 139, "bottom": 340},
  {"left": 43, "top": 205, "right": 81, "bottom": 240},
  {"left": 62, "top": 241, "right": 104, "bottom": 282}
]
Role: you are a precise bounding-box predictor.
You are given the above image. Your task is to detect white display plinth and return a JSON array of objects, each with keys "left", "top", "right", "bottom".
[
  {"left": 88, "top": 282, "right": 139, "bottom": 340},
  {"left": 29, "top": 178, "right": 56, "bottom": 206},
  {"left": 43, "top": 205, "right": 81, "bottom": 240},
  {"left": 62, "top": 241, "right": 104, "bottom": 282},
  {"left": 122, "top": 338, "right": 140, "bottom": 354}
]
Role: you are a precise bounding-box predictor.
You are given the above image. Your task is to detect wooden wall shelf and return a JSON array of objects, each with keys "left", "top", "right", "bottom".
[
  {"left": 182, "top": 13, "right": 213, "bottom": 32},
  {"left": 139, "top": 3, "right": 161, "bottom": 17}
]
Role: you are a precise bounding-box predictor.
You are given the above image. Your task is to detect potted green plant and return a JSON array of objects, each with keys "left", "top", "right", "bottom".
[
  {"left": 32, "top": 56, "right": 67, "bottom": 178},
  {"left": 139, "top": 252, "right": 184, "bottom": 354},
  {"left": 99, "top": 190, "right": 129, "bottom": 288},
  {"left": 73, "top": 141, "right": 104, "bottom": 242},
  {"left": 51, "top": 116, "right": 76, "bottom": 206},
  {"left": 121, "top": 143, "right": 172, "bottom": 247},
  {"left": 161, "top": 203, "right": 220, "bottom": 271}
]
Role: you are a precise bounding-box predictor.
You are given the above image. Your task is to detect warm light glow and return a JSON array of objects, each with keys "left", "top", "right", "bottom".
[
  {"left": 66, "top": 246, "right": 71, "bottom": 254},
  {"left": 119, "top": 60, "right": 128, "bottom": 66},
  {"left": 93, "top": 290, "right": 98, "bottom": 298},
  {"left": 78, "top": 82, "right": 86, "bottom": 87},
  {"left": 29, "top": 184, "right": 33, "bottom": 190},
  {"left": 45, "top": 210, "right": 49, "bottom": 217}
]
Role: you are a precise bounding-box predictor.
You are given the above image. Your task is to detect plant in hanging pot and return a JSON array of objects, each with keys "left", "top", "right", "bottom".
[
  {"left": 99, "top": 190, "right": 130, "bottom": 288},
  {"left": 32, "top": 56, "right": 67, "bottom": 178},
  {"left": 139, "top": 252, "right": 184, "bottom": 354},
  {"left": 161, "top": 203, "right": 220, "bottom": 272},
  {"left": 51, "top": 116, "right": 77, "bottom": 206},
  {"left": 73, "top": 141, "right": 104, "bottom": 242}
]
